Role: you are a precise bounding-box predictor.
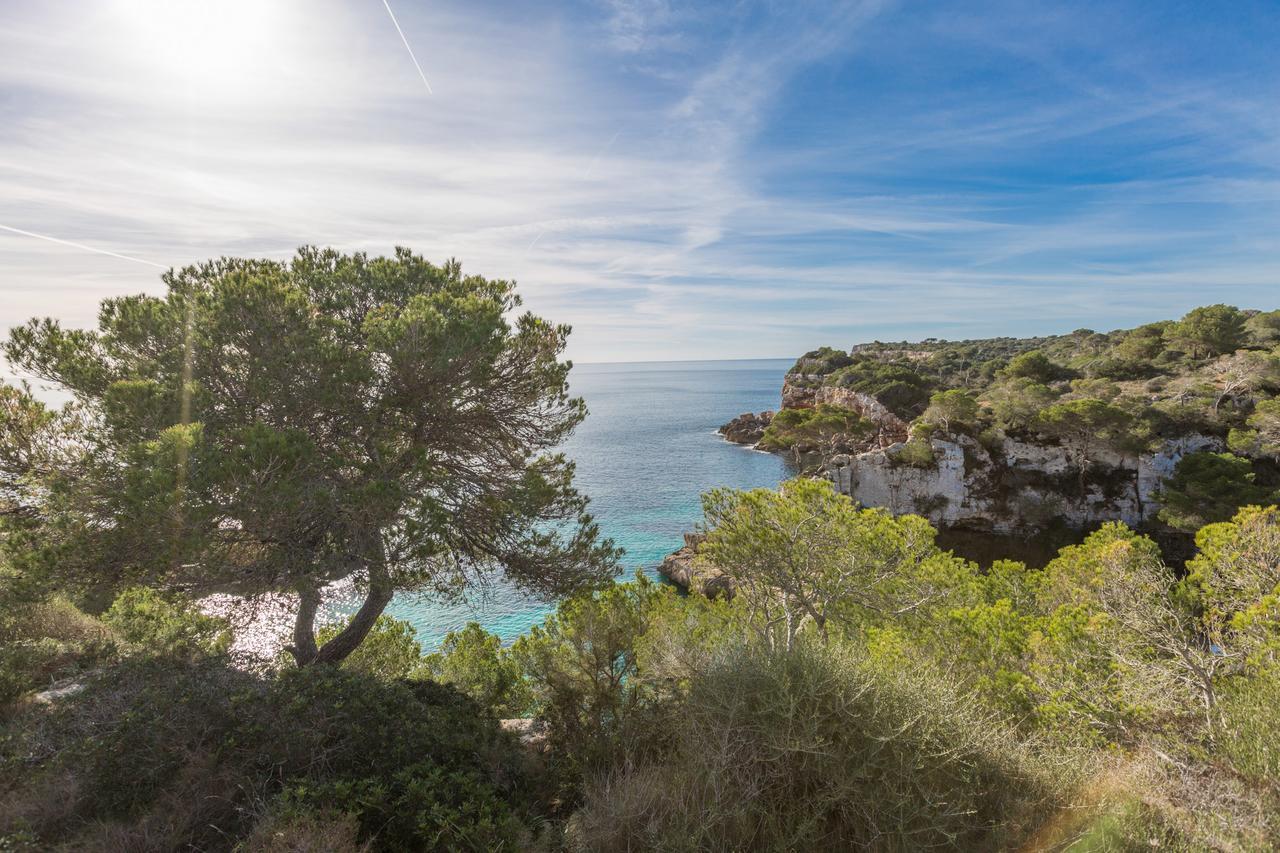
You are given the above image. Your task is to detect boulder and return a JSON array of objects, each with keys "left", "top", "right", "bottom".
[
  {"left": 657, "top": 533, "right": 733, "bottom": 598},
  {"left": 719, "top": 410, "right": 774, "bottom": 445}
]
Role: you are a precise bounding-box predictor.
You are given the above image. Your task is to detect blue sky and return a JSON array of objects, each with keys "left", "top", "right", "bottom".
[{"left": 1, "top": 0, "right": 1278, "bottom": 364}]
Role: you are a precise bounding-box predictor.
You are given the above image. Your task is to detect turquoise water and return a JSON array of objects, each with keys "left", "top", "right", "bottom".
[{"left": 385, "top": 358, "right": 795, "bottom": 648}]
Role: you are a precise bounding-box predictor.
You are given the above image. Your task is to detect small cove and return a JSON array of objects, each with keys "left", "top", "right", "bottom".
[{"left": 375, "top": 358, "right": 797, "bottom": 647}]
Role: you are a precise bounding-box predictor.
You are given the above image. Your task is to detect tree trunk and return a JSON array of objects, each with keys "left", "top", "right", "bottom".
[
  {"left": 288, "top": 564, "right": 395, "bottom": 667},
  {"left": 311, "top": 565, "right": 394, "bottom": 665},
  {"left": 288, "top": 584, "right": 322, "bottom": 666}
]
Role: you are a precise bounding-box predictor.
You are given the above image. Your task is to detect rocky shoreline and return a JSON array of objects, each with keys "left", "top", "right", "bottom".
[
  {"left": 717, "top": 410, "right": 773, "bottom": 445},
  {"left": 656, "top": 532, "right": 732, "bottom": 597},
  {"left": 662, "top": 336, "right": 1237, "bottom": 576},
  {"left": 709, "top": 378, "right": 1218, "bottom": 538}
]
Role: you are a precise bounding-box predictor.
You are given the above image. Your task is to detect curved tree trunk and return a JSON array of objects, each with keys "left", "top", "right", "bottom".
[
  {"left": 288, "top": 563, "right": 395, "bottom": 667},
  {"left": 311, "top": 570, "right": 394, "bottom": 665}
]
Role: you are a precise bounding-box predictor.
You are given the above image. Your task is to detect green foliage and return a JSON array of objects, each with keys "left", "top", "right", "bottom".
[
  {"left": 1030, "top": 524, "right": 1217, "bottom": 739},
  {"left": 1103, "top": 322, "right": 1171, "bottom": 377},
  {"left": 987, "top": 377, "right": 1059, "bottom": 431},
  {"left": 1035, "top": 398, "right": 1136, "bottom": 493},
  {"left": 788, "top": 346, "right": 854, "bottom": 376},
  {"left": 922, "top": 388, "right": 979, "bottom": 433},
  {"left": 1036, "top": 398, "right": 1134, "bottom": 450},
  {"left": 1228, "top": 397, "right": 1280, "bottom": 458},
  {"left": 1004, "top": 349, "right": 1063, "bottom": 383},
  {"left": 1245, "top": 309, "right": 1280, "bottom": 346},
  {"left": 825, "top": 359, "right": 934, "bottom": 418},
  {"left": 104, "top": 586, "right": 231, "bottom": 659},
  {"left": 418, "top": 622, "right": 531, "bottom": 716},
  {"left": 3, "top": 248, "right": 619, "bottom": 667},
  {"left": 0, "top": 597, "right": 117, "bottom": 705},
  {"left": 1164, "top": 304, "right": 1247, "bottom": 358},
  {"left": 756, "top": 404, "right": 872, "bottom": 452},
  {"left": 0, "top": 657, "right": 541, "bottom": 850},
  {"left": 1156, "top": 451, "right": 1275, "bottom": 532},
  {"left": 1183, "top": 505, "right": 1280, "bottom": 666},
  {"left": 512, "top": 575, "right": 676, "bottom": 787},
  {"left": 1217, "top": 667, "right": 1280, "bottom": 781},
  {"left": 891, "top": 423, "right": 938, "bottom": 467},
  {"left": 314, "top": 613, "right": 422, "bottom": 680},
  {"left": 698, "top": 479, "right": 969, "bottom": 647},
  {"left": 570, "top": 640, "right": 1064, "bottom": 852},
  {"left": 1068, "top": 377, "right": 1121, "bottom": 401}
]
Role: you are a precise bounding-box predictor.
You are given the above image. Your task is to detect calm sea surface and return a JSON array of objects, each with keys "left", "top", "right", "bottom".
[{"left": 383, "top": 358, "right": 795, "bottom": 648}]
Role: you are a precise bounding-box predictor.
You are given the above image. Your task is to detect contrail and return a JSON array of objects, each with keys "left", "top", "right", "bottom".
[
  {"left": 0, "top": 223, "right": 168, "bottom": 269},
  {"left": 381, "top": 0, "right": 434, "bottom": 95}
]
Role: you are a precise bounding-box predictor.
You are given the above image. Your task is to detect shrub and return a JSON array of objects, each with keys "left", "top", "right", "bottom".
[
  {"left": 890, "top": 425, "right": 937, "bottom": 467},
  {"left": 512, "top": 576, "right": 677, "bottom": 790},
  {"left": 1164, "top": 304, "right": 1247, "bottom": 359},
  {"left": 756, "top": 404, "right": 872, "bottom": 453},
  {"left": 922, "top": 388, "right": 979, "bottom": 433},
  {"left": 789, "top": 346, "right": 854, "bottom": 376},
  {"left": 315, "top": 613, "right": 422, "bottom": 680},
  {"left": 1218, "top": 667, "right": 1280, "bottom": 782},
  {"left": 104, "top": 586, "right": 231, "bottom": 659},
  {"left": 569, "top": 640, "right": 1066, "bottom": 852},
  {"left": 0, "top": 657, "right": 542, "bottom": 850},
  {"left": 1156, "top": 451, "right": 1275, "bottom": 532},
  {"left": 242, "top": 809, "right": 367, "bottom": 852},
  {"left": 0, "top": 598, "right": 116, "bottom": 705},
  {"left": 826, "top": 361, "right": 933, "bottom": 419},
  {"left": 418, "top": 622, "right": 531, "bottom": 716},
  {"left": 1004, "top": 350, "right": 1063, "bottom": 383}
]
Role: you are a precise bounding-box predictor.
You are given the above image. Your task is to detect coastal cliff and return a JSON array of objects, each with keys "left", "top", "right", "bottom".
[
  {"left": 821, "top": 429, "right": 1219, "bottom": 534},
  {"left": 709, "top": 312, "right": 1280, "bottom": 543}
]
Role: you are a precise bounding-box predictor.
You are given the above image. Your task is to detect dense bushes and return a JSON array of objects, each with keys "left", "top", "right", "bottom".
[
  {"left": 0, "top": 586, "right": 229, "bottom": 706},
  {"left": 104, "top": 586, "right": 232, "bottom": 658},
  {"left": 569, "top": 642, "right": 1064, "bottom": 852},
  {"left": 315, "top": 612, "right": 424, "bottom": 680},
  {"left": 756, "top": 404, "right": 872, "bottom": 453},
  {"left": 512, "top": 577, "right": 677, "bottom": 789},
  {"left": 1157, "top": 451, "right": 1276, "bottom": 531},
  {"left": 0, "top": 598, "right": 117, "bottom": 706},
  {"left": 420, "top": 621, "right": 531, "bottom": 716},
  {"left": 6, "top": 493, "right": 1280, "bottom": 849},
  {"left": 0, "top": 657, "right": 544, "bottom": 851}
]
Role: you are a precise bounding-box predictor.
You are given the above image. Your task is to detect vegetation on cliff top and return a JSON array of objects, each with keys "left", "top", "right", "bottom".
[
  {"left": 762, "top": 304, "right": 1280, "bottom": 530},
  {"left": 785, "top": 305, "right": 1280, "bottom": 433}
]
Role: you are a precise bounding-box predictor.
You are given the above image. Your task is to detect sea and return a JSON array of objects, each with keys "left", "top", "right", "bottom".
[{"left": 383, "top": 358, "right": 796, "bottom": 648}]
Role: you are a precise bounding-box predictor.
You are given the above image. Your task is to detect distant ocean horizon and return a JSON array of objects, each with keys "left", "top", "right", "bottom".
[{"left": 379, "top": 358, "right": 797, "bottom": 648}]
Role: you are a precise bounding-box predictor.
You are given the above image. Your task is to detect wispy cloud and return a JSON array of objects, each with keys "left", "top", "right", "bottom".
[{"left": 1, "top": 0, "right": 1278, "bottom": 364}]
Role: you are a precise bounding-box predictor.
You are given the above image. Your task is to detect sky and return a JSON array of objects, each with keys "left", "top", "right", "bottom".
[{"left": 1, "top": 0, "right": 1279, "bottom": 365}]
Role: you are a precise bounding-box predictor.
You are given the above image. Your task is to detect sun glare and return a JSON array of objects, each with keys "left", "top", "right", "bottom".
[{"left": 106, "top": 0, "right": 293, "bottom": 106}]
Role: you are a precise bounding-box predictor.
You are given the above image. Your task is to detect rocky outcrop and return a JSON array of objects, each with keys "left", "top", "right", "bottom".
[
  {"left": 719, "top": 410, "right": 773, "bottom": 445},
  {"left": 814, "top": 386, "right": 909, "bottom": 437},
  {"left": 500, "top": 718, "right": 549, "bottom": 750},
  {"left": 657, "top": 533, "right": 732, "bottom": 597},
  {"left": 781, "top": 376, "right": 819, "bottom": 409},
  {"left": 824, "top": 430, "right": 1220, "bottom": 535},
  {"left": 778, "top": 379, "right": 908, "bottom": 438}
]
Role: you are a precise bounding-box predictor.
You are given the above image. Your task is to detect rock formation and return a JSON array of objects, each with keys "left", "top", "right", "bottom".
[
  {"left": 657, "top": 532, "right": 732, "bottom": 596},
  {"left": 823, "top": 429, "right": 1220, "bottom": 535},
  {"left": 719, "top": 410, "right": 773, "bottom": 444}
]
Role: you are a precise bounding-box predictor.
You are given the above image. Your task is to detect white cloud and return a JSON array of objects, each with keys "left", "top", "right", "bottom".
[{"left": 1, "top": 0, "right": 1278, "bottom": 368}]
